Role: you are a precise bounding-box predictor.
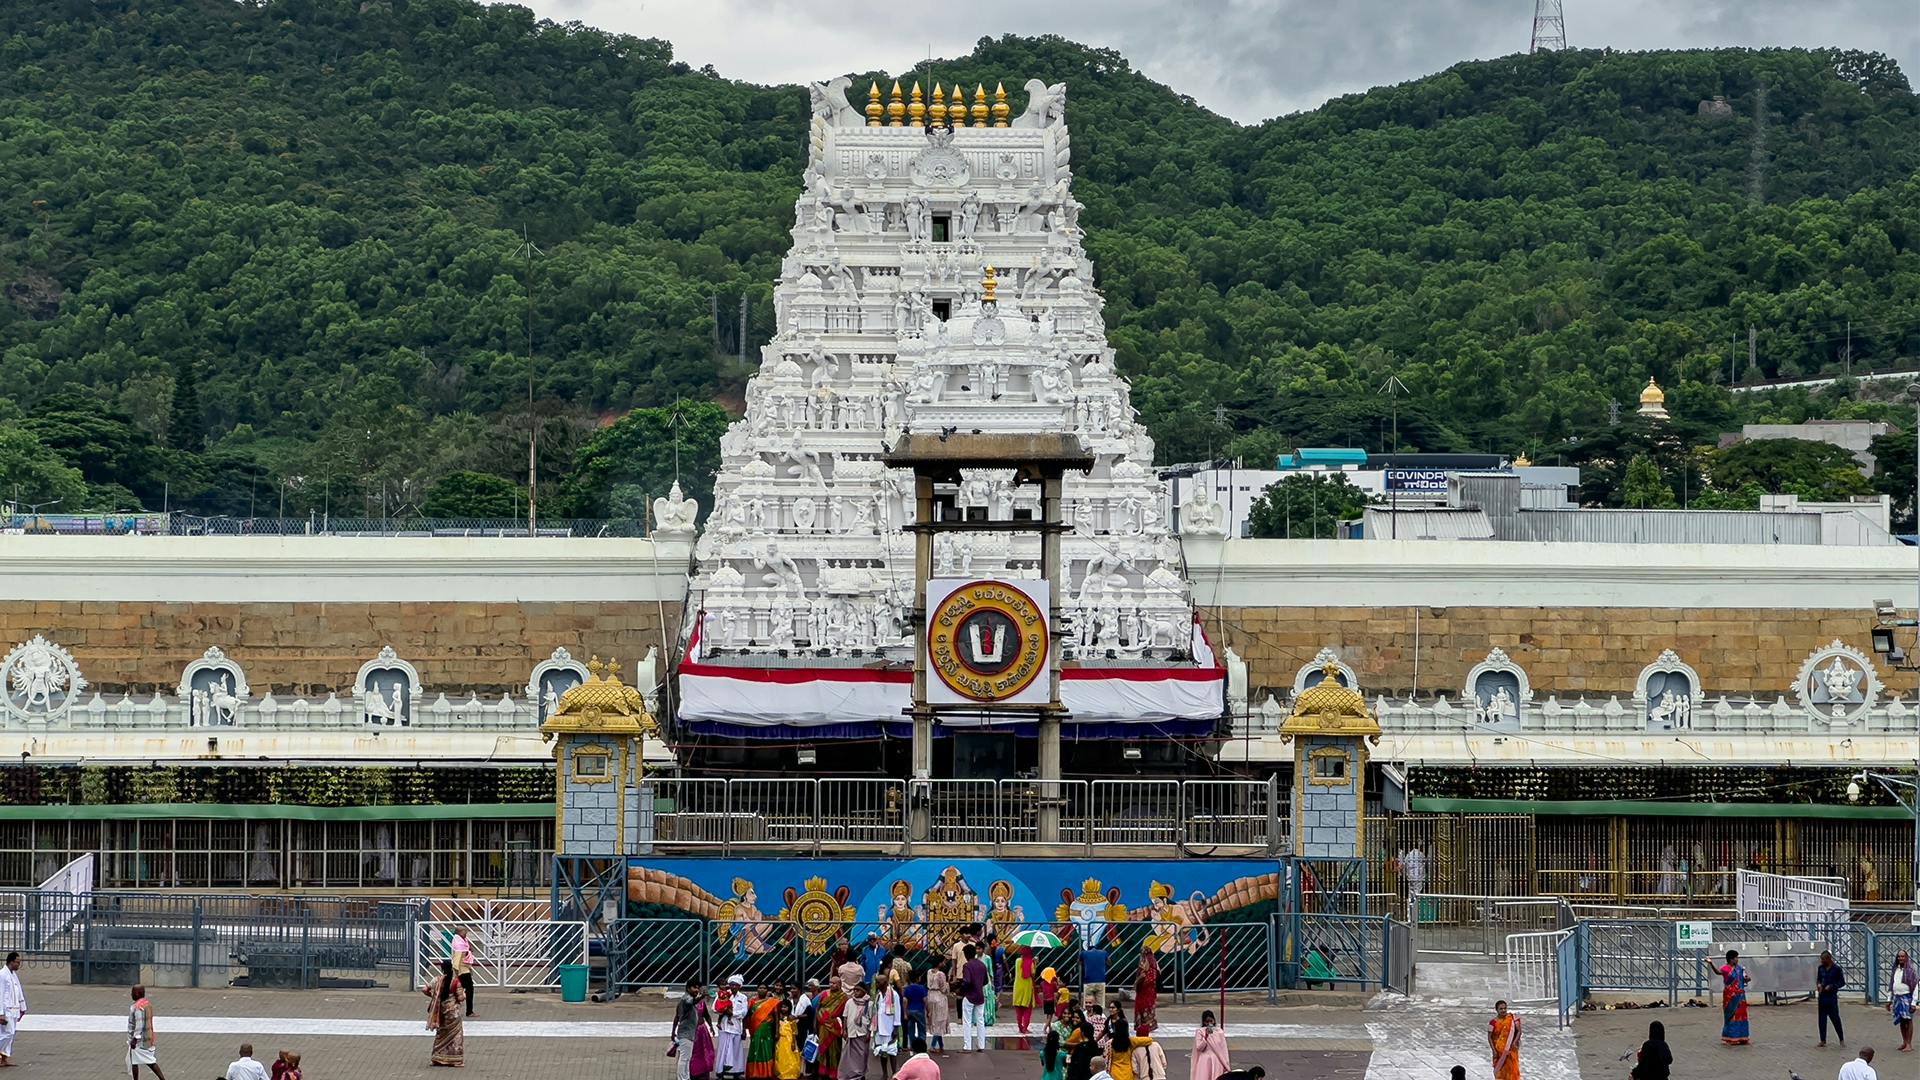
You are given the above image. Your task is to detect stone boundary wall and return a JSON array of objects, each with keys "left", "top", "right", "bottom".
[
  {"left": 0, "top": 601, "right": 679, "bottom": 696},
  {"left": 1205, "top": 605, "right": 1889, "bottom": 699}
]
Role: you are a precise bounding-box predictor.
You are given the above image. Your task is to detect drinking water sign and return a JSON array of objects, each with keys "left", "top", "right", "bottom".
[{"left": 1676, "top": 921, "right": 1714, "bottom": 949}]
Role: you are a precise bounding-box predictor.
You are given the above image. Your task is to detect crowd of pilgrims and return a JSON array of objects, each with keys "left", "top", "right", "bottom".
[{"left": 668, "top": 922, "right": 1254, "bottom": 1080}]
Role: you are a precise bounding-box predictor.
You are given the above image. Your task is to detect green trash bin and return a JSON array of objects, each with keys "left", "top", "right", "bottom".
[{"left": 558, "top": 963, "right": 590, "bottom": 1003}]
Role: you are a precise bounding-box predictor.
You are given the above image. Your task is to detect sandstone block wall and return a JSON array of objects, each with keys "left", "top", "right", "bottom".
[
  {"left": 1205, "top": 605, "right": 1892, "bottom": 700},
  {"left": 0, "top": 601, "right": 680, "bottom": 696}
]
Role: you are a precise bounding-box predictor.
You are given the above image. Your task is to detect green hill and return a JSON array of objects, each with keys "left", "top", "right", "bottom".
[{"left": 1, "top": 1, "right": 1917, "bottom": 515}]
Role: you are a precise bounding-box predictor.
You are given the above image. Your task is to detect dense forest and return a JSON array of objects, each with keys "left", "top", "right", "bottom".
[{"left": 2, "top": 1, "right": 1919, "bottom": 520}]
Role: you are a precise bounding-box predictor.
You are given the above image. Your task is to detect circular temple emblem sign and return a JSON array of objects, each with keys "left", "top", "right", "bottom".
[{"left": 926, "top": 579, "right": 1050, "bottom": 705}]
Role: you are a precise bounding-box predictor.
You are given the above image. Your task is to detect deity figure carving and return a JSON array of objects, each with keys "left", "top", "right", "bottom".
[
  {"left": 755, "top": 543, "right": 805, "bottom": 593},
  {"left": 1011, "top": 79, "right": 1067, "bottom": 129},
  {"left": 904, "top": 193, "right": 930, "bottom": 244},
  {"left": 651, "top": 481, "right": 699, "bottom": 538},
  {"left": 792, "top": 496, "right": 817, "bottom": 534},
  {"left": 783, "top": 436, "right": 825, "bottom": 485},
  {"left": 1179, "top": 492, "right": 1226, "bottom": 537},
  {"left": 956, "top": 193, "right": 981, "bottom": 241},
  {"left": 808, "top": 76, "right": 862, "bottom": 127}
]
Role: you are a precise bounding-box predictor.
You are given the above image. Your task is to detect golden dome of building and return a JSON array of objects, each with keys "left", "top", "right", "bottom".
[
  {"left": 1279, "top": 662, "right": 1381, "bottom": 742},
  {"left": 541, "top": 657, "right": 655, "bottom": 737},
  {"left": 1638, "top": 377, "right": 1669, "bottom": 420}
]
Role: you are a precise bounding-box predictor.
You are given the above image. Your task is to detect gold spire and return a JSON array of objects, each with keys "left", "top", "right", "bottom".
[
  {"left": 970, "top": 84, "right": 989, "bottom": 127},
  {"left": 929, "top": 83, "right": 948, "bottom": 127},
  {"left": 981, "top": 265, "right": 997, "bottom": 304},
  {"left": 992, "top": 82, "right": 1010, "bottom": 126},
  {"left": 909, "top": 81, "right": 926, "bottom": 126},
  {"left": 887, "top": 80, "right": 906, "bottom": 126},
  {"left": 866, "top": 82, "right": 883, "bottom": 126}
]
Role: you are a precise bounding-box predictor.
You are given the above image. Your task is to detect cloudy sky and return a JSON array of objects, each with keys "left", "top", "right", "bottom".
[{"left": 526, "top": 0, "right": 1919, "bottom": 122}]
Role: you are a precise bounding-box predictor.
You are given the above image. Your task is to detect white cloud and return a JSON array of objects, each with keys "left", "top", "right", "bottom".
[{"left": 530, "top": 0, "right": 1919, "bottom": 122}]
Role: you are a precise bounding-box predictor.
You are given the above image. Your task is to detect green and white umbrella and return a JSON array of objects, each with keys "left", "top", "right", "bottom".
[{"left": 1008, "top": 928, "right": 1063, "bottom": 949}]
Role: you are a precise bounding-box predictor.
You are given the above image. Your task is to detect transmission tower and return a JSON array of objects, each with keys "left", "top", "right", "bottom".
[{"left": 1530, "top": 0, "right": 1566, "bottom": 53}]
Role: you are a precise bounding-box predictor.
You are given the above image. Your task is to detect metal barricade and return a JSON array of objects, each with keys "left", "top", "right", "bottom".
[
  {"left": 819, "top": 778, "right": 905, "bottom": 849},
  {"left": 1089, "top": 780, "right": 1181, "bottom": 846},
  {"left": 709, "top": 919, "right": 797, "bottom": 988},
  {"left": 608, "top": 918, "right": 707, "bottom": 991},
  {"left": 1164, "top": 919, "right": 1273, "bottom": 995},
  {"left": 728, "top": 779, "right": 821, "bottom": 851},
  {"left": 919, "top": 779, "right": 999, "bottom": 845},
  {"left": 650, "top": 777, "right": 736, "bottom": 850},
  {"left": 1181, "top": 779, "right": 1276, "bottom": 851},
  {"left": 1276, "top": 912, "right": 1390, "bottom": 990},
  {"left": 1506, "top": 928, "right": 1570, "bottom": 1004},
  {"left": 1413, "top": 894, "right": 1563, "bottom": 959},
  {"left": 413, "top": 918, "right": 588, "bottom": 990},
  {"left": 995, "top": 778, "right": 1092, "bottom": 849}
]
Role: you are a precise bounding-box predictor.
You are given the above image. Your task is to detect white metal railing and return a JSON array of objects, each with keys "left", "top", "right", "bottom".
[
  {"left": 413, "top": 918, "right": 588, "bottom": 990},
  {"left": 1506, "top": 928, "right": 1571, "bottom": 1004},
  {"left": 647, "top": 776, "right": 1281, "bottom": 853},
  {"left": 1737, "top": 869, "right": 1850, "bottom": 924}
]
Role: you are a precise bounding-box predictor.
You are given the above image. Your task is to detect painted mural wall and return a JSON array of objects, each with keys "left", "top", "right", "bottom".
[{"left": 628, "top": 857, "right": 1278, "bottom": 963}]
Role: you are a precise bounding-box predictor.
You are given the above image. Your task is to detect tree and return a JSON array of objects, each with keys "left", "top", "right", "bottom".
[
  {"left": 0, "top": 424, "right": 88, "bottom": 510},
  {"left": 560, "top": 401, "right": 730, "bottom": 518},
  {"left": 1869, "top": 426, "right": 1915, "bottom": 531},
  {"left": 1709, "top": 438, "right": 1872, "bottom": 501},
  {"left": 422, "top": 470, "right": 522, "bottom": 518},
  {"left": 1621, "top": 454, "right": 1677, "bottom": 509},
  {"left": 169, "top": 357, "right": 204, "bottom": 451},
  {"left": 1246, "top": 473, "right": 1371, "bottom": 538}
]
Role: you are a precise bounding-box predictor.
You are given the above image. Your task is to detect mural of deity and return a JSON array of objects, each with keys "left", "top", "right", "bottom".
[
  {"left": 920, "top": 865, "right": 983, "bottom": 953},
  {"left": 1142, "top": 881, "right": 1210, "bottom": 955},
  {"left": 984, "top": 880, "right": 1025, "bottom": 940},
  {"left": 1055, "top": 878, "right": 1128, "bottom": 948},
  {"left": 878, "top": 879, "right": 924, "bottom": 949},
  {"left": 714, "top": 876, "right": 777, "bottom": 961}
]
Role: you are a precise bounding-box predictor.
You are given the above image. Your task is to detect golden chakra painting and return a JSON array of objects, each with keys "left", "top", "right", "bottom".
[
  {"left": 779, "top": 876, "right": 855, "bottom": 954},
  {"left": 927, "top": 580, "right": 1048, "bottom": 702}
]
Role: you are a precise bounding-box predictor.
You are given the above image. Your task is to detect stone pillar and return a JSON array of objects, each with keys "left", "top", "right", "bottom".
[
  {"left": 1037, "top": 473, "right": 1064, "bottom": 843},
  {"left": 910, "top": 474, "right": 936, "bottom": 843}
]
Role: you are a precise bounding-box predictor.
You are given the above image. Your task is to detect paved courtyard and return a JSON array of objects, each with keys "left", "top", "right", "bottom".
[{"left": 3, "top": 962, "right": 1901, "bottom": 1080}]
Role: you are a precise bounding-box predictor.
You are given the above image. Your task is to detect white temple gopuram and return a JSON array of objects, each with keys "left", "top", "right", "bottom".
[{"left": 677, "top": 78, "right": 1226, "bottom": 739}]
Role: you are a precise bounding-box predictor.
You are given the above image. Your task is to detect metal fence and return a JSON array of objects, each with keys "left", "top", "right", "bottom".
[
  {"left": 1581, "top": 916, "right": 1906, "bottom": 1004},
  {"left": 649, "top": 777, "right": 1281, "bottom": 854},
  {"left": 0, "top": 890, "right": 426, "bottom": 988},
  {"left": 412, "top": 918, "right": 588, "bottom": 990},
  {"left": 1412, "top": 894, "right": 1567, "bottom": 959},
  {"left": 166, "top": 515, "right": 646, "bottom": 537}
]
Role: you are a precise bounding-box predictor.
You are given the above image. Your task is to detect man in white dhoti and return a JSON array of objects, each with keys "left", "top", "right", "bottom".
[
  {"left": 0, "top": 951, "right": 22, "bottom": 1065},
  {"left": 715, "top": 974, "right": 748, "bottom": 1078},
  {"left": 127, "top": 984, "right": 165, "bottom": 1079}
]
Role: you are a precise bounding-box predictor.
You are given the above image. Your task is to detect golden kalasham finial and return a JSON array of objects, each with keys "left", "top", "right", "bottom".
[
  {"left": 866, "top": 82, "right": 883, "bottom": 126},
  {"left": 981, "top": 265, "right": 997, "bottom": 303},
  {"left": 971, "top": 84, "right": 989, "bottom": 127},
  {"left": 587, "top": 655, "right": 605, "bottom": 678},
  {"left": 929, "top": 83, "right": 947, "bottom": 127},
  {"left": 888, "top": 80, "right": 906, "bottom": 126},
  {"left": 909, "top": 82, "right": 926, "bottom": 127},
  {"left": 992, "top": 82, "right": 1010, "bottom": 126}
]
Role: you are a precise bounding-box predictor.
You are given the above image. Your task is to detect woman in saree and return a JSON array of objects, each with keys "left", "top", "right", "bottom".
[
  {"left": 924, "top": 960, "right": 951, "bottom": 1053},
  {"left": 745, "top": 986, "right": 783, "bottom": 1079},
  {"left": 1718, "top": 949, "right": 1750, "bottom": 1045},
  {"left": 422, "top": 958, "right": 466, "bottom": 1067},
  {"left": 1133, "top": 947, "right": 1159, "bottom": 1036},
  {"left": 1487, "top": 999, "right": 1520, "bottom": 1080},
  {"left": 981, "top": 948, "right": 998, "bottom": 1030},
  {"left": 690, "top": 997, "right": 718, "bottom": 1080},
  {"left": 812, "top": 981, "right": 848, "bottom": 1080}
]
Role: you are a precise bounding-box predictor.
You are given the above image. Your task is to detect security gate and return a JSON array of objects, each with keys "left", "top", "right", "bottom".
[{"left": 413, "top": 919, "right": 588, "bottom": 990}]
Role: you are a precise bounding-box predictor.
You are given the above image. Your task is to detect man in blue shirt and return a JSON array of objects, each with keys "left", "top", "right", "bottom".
[
  {"left": 1816, "top": 949, "right": 1846, "bottom": 1047},
  {"left": 861, "top": 932, "right": 888, "bottom": 984},
  {"left": 1082, "top": 944, "right": 1109, "bottom": 1011}
]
